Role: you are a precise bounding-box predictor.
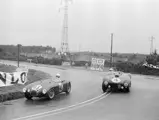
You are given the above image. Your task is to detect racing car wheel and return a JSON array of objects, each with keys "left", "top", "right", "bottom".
[
  {"left": 66, "top": 82, "right": 71, "bottom": 94},
  {"left": 47, "top": 88, "right": 55, "bottom": 100}
]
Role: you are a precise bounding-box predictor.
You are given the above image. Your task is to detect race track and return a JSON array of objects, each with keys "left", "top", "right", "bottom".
[{"left": 0, "top": 61, "right": 159, "bottom": 120}]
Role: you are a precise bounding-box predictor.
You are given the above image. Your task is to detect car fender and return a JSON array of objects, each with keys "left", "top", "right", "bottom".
[{"left": 62, "top": 80, "right": 70, "bottom": 91}]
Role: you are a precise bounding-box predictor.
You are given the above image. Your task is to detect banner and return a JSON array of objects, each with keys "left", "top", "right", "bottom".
[
  {"left": 90, "top": 58, "right": 105, "bottom": 71},
  {"left": 0, "top": 70, "right": 28, "bottom": 87}
]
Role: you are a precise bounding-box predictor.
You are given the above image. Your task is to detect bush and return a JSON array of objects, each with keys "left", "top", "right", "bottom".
[
  {"left": 30, "top": 57, "right": 62, "bottom": 66},
  {"left": 114, "top": 61, "right": 159, "bottom": 76},
  {"left": 72, "top": 61, "right": 91, "bottom": 67},
  {"left": 0, "top": 54, "right": 63, "bottom": 66}
]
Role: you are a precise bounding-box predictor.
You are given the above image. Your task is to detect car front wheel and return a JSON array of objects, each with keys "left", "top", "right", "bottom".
[
  {"left": 25, "top": 93, "right": 32, "bottom": 100},
  {"left": 47, "top": 88, "right": 55, "bottom": 99},
  {"left": 102, "top": 83, "right": 107, "bottom": 93}
]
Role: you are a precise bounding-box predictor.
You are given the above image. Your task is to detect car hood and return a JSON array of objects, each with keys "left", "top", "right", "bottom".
[
  {"left": 25, "top": 78, "right": 58, "bottom": 90},
  {"left": 104, "top": 73, "right": 131, "bottom": 83}
]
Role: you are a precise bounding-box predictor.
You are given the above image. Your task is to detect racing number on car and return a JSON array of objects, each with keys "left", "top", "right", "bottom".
[
  {"left": 112, "top": 78, "right": 121, "bottom": 83},
  {"left": 32, "top": 85, "right": 42, "bottom": 91}
]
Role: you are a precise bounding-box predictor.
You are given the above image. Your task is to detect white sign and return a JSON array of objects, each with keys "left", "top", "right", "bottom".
[
  {"left": 0, "top": 71, "right": 28, "bottom": 87},
  {"left": 90, "top": 58, "right": 105, "bottom": 71}
]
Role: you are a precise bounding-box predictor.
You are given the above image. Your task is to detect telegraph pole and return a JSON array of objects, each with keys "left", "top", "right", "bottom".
[
  {"left": 150, "top": 36, "right": 155, "bottom": 54},
  {"left": 17, "top": 44, "right": 21, "bottom": 67},
  {"left": 110, "top": 33, "right": 113, "bottom": 68}
]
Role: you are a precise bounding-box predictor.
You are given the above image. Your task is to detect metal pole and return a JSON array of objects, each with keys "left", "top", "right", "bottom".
[
  {"left": 110, "top": 33, "right": 113, "bottom": 68},
  {"left": 150, "top": 39, "right": 152, "bottom": 54},
  {"left": 17, "top": 44, "right": 20, "bottom": 67},
  {"left": 151, "top": 36, "right": 154, "bottom": 54},
  {"left": 150, "top": 36, "right": 155, "bottom": 54}
]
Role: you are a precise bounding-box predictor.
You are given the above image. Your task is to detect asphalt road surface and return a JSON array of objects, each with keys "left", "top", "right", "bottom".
[{"left": 0, "top": 61, "right": 159, "bottom": 120}]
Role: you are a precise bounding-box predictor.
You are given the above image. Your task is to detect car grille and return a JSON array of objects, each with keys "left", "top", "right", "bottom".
[
  {"left": 31, "top": 90, "right": 37, "bottom": 96},
  {"left": 109, "top": 83, "right": 121, "bottom": 88}
]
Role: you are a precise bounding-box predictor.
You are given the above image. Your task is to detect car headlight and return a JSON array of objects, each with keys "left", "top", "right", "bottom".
[
  {"left": 104, "top": 81, "right": 108, "bottom": 85},
  {"left": 23, "top": 88, "right": 26, "bottom": 92},
  {"left": 42, "top": 89, "right": 47, "bottom": 94},
  {"left": 124, "top": 83, "right": 128, "bottom": 87}
]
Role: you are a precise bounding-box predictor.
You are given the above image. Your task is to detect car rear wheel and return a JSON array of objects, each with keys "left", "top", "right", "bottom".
[
  {"left": 47, "top": 89, "right": 55, "bottom": 99},
  {"left": 66, "top": 83, "right": 71, "bottom": 94},
  {"left": 25, "top": 93, "right": 32, "bottom": 100}
]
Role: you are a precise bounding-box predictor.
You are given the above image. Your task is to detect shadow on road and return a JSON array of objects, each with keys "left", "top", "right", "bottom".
[
  {"left": 109, "top": 90, "right": 130, "bottom": 94},
  {"left": 24, "top": 93, "right": 71, "bottom": 106}
]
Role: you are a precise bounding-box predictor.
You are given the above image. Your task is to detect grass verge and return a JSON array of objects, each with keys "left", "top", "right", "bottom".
[
  {"left": 0, "top": 69, "right": 51, "bottom": 102},
  {"left": 0, "top": 63, "right": 17, "bottom": 72}
]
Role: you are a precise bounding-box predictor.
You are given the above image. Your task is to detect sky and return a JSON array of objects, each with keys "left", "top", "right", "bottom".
[{"left": 0, "top": 0, "right": 159, "bottom": 54}]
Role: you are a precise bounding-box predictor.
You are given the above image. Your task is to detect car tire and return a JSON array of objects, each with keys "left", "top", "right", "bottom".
[
  {"left": 25, "top": 93, "right": 32, "bottom": 100},
  {"left": 66, "top": 83, "right": 71, "bottom": 94},
  {"left": 47, "top": 88, "right": 55, "bottom": 100},
  {"left": 102, "top": 82, "right": 107, "bottom": 93},
  {"left": 125, "top": 87, "right": 130, "bottom": 93}
]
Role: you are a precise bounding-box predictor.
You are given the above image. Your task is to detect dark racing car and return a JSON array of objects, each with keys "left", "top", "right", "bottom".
[
  {"left": 23, "top": 78, "right": 71, "bottom": 100},
  {"left": 102, "top": 71, "right": 131, "bottom": 93}
]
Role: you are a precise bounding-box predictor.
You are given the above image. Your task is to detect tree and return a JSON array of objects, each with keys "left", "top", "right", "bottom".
[
  {"left": 112, "top": 53, "right": 118, "bottom": 57},
  {"left": 52, "top": 47, "right": 56, "bottom": 53},
  {"left": 0, "top": 48, "right": 3, "bottom": 52},
  {"left": 12, "top": 52, "right": 16, "bottom": 56},
  {"left": 146, "top": 49, "right": 158, "bottom": 65},
  {"left": 153, "top": 49, "right": 157, "bottom": 56},
  {"left": 128, "top": 54, "right": 137, "bottom": 60}
]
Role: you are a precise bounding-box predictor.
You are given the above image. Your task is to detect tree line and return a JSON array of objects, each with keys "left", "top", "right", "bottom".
[
  {"left": 0, "top": 45, "right": 56, "bottom": 55},
  {"left": 145, "top": 49, "right": 159, "bottom": 65}
]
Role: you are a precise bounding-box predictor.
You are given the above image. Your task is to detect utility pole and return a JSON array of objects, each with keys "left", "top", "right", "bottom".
[
  {"left": 150, "top": 36, "right": 155, "bottom": 54},
  {"left": 110, "top": 33, "right": 113, "bottom": 68},
  {"left": 17, "top": 44, "right": 21, "bottom": 67}
]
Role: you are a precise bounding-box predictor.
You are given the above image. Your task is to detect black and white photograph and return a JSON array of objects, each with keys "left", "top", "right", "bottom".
[{"left": 0, "top": 0, "right": 159, "bottom": 120}]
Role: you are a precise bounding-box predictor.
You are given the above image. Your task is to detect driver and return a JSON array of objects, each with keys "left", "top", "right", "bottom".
[
  {"left": 114, "top": 72, "right": 120, "bottom": 77},
  {"left": 109, "top": 68, "right": 114, "bottom": 74},
  {"left": 55, "top": 73, "right": 63, "bottom": 90},
  {"left": 109, "top": 68, "right": 121, "bottom": 74},
  {"left": 109, "top": 68, "right": 114, "bottom": 71},
  {"left": 55, "top": 73, "right": 61, "bottom": 82}
]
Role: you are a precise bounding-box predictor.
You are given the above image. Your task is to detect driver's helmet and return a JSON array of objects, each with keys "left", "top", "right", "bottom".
[
  {"left": 109, "top": 68, "right": 114, "bottom": 71},
  {"left": 56, "top": 73, "right": 60, "bottom": 78},
  {"left": 114, "top": 72, "right": 119, "bottom": 77}
]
